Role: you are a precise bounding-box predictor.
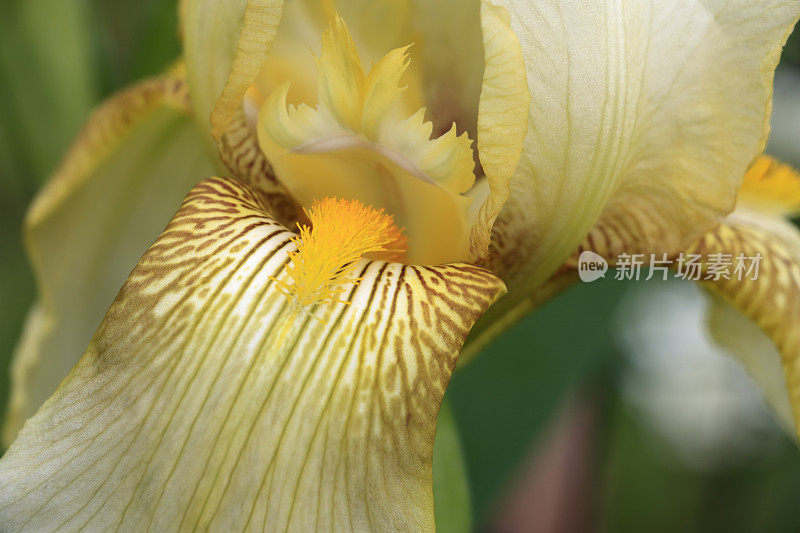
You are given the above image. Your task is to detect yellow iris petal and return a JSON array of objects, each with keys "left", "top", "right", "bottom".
[
  {"left": 688, "top": 158, "right": 800, "bottom": 438},
  {"left": 481, "top": 158, "right": 800, "bottom": 439},
  {"left": 0, "top": 177, "right": 504, "bottom": 531},
  {"left": 472, "top": 0, "right": 529, "bottom": 259},
  {"left": 706, "top": 294, "right": 795, "bottom": 434},
  {"left": 691, "top": 205, "right": 800, "bottom": 438},
  {"left": 257, "top": 16, "right": 477, "bottom": 265},
  {"left": 3, "top": 72, "right": 215, "bottom": 445},
  {"left": 737, "top": 156, "right": 800, "bottom": 217},
  {"left": 487, "top": 0, "right": 800, "bottom": 292},
  {"left": 183, "top": 0, "right": 283, "bottom": 142}
]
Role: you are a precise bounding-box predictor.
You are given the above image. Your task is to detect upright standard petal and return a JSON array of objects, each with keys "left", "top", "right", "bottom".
[
  {"left": 182, "top": 0, "right": 301, "bottom": 223},
  {"left": 182, "top": 0, "right": 283, "bottom": 141},
  {"left": 488, "top": 0, "right": 799, "bottom": 291},
  {"left": 209, "top": 0, "right": 490, "bottom": 223},
  {"left": 0, "top": 178, "right": 505, "bottom": 531},
  {"left": 3, "top": 72, "right": 215, "bottom": 445},
  {"left": 472, "top": 1, "right": 529, "bottom": 259}
]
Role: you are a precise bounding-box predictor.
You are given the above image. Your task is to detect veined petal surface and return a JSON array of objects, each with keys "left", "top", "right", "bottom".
[
  {"left": 182, "top": 0, "right": 283, "bottom": 141},
  {"left": 4, "top": 73, "right": 215, "bottom": 445},
  {"left": 689, "top": 205, "right": 800, "bottom": 438},
  {"left": 471, "top": 156, "right": 800, "bottom": 442},
  {"left": 503, "top": 158, "right": 800, "bottom": 438},
  {"left": 472, "top": 1, "right": 529, "bottom": 259},
  {"left": 663, "top": 158, "right": 800, "bottom": 436},
  {"left": 706, "top": 294, "right": 795, "bottom": 434},
  {"left": 489, "top": 0, "right": 799, "bottom": 291},
  {"left": 182, "top": 0, "right": 304, "bottom": 224},
  {"left": 0, "top": 178, "right": 504, "bottom": 531}
]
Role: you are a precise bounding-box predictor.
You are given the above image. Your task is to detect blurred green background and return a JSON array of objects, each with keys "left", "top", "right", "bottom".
[{"left": 0, "top": 2, "right": 799, "bottom": 531}]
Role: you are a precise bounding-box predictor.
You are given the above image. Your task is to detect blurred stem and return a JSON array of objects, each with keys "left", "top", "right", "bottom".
[{"left": 491, "top": 374, "right": 614, "bottom": 533}]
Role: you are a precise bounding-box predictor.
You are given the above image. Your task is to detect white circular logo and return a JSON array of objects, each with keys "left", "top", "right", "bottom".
[{"left": 578, "top": 251, "right": 608, "bottom": 283}]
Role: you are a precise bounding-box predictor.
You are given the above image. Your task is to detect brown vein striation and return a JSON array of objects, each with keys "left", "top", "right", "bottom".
[{"left": 0, "top": 177, "right": 504, "bottom": 532}]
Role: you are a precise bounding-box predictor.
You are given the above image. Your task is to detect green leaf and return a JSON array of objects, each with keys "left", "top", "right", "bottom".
[
  {"left": 93, "top": 0, "right": 182, "bottom": 88},
  {"left": 0, "top": 0, "right": 97, "bottom": 184},
  {"left": 433, "top": 398, "right": 472, "bottom": 533}
]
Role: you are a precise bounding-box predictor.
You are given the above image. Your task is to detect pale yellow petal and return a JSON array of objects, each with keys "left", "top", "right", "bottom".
[
  {"left": 316, "top": 15, "right": 365, "bottom": 131},
  {"left": 361, "top": 45, "right": 412, "bottom": 139},
  {"left": 203, "top": 0, "right": 318, "bottom": 214},
  {"left": 689, "top": 204, "right": 800, "bottom": 439},
  {"left": 215, "top": 106, "right": 303, "bottom": 228},
  {"left": 259, "top": 18, "right": 475, "bottom": 197},
  {"left": 256, "top": 19, "right": 477, "bottom": 265},
  {"left": 182, "top": 0, "right": 298, "bottom": 212},
  {"left": 0, "top": 178, "right": 504, "bottom": 530},
  {"left": 488, "top": 0, "right": 799, "bottom": 292},
  {"left": 3, "top": 74, "right": 216, "bottom": 446},
  {"left": 498, "top": 158, "right": 800, "bottom": 439},
  {"left": 580, "top": 158, "right": 800, "bottom": 436},
  {"left": 473, "top": 156, "right": 800, "bottom": 442},
  {"left": 183, "top": 0, "right": 283, "bottom": 141},
  {"left": 706, "top": 295, "right": 795, "bottom": 435},
  {"left": 295, "top": 0, "right": 484, "bottom": 136},
  {"left": 471, "top": 0, "right": 529, "bottom": 259},
  {"left": 205, "top": 2, "right": 489, "bottom": 254}
]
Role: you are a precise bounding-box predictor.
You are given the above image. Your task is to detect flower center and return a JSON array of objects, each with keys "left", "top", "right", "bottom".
[
  {"left": 252, "top": 14, "right": 478, "bottom": 265},
  {"left": 276, "top": 196, "right": 407, "bottom": 308}
]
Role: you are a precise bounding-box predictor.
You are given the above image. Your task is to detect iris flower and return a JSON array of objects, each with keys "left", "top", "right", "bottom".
[{"left": 1, "top": 0, "right": 799, "bottom": 530}]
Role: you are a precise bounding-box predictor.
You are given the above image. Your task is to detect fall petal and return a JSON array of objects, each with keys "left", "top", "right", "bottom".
[
  {"left": 705, "top": 294, "right": 795, "bottom": 434},
  {"left": 567, "top": 158, "right": 800, "bottom": 437},
  {"left": 3, "top": 73, "right": 215, "bottom": 445},
  {"left": 658, "top": 157, "right": 800, "bottom": 436},
  {"left": 689, "top": 205, "right": 800, "bottom": 438},
  {"left": 0, "top": 177, "right": 504, "bottom": 531}
]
